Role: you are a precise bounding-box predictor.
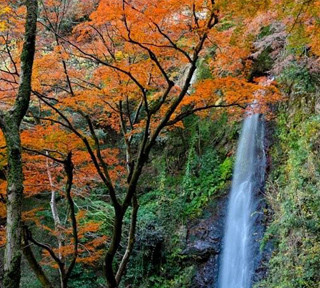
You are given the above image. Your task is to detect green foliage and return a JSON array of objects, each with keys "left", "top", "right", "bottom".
[
  {"left": 257, "top": 25, "right": 275, "bottom": 40},
  {"left": 80, "top": 198, "right": 115, "bottom": 236},
  {"left": 250, "top": 46, "right": 273, "bottom": 78},
  {"left": 286, "top": 26, "right": 310, "bottom": 56},
  {"left": 218, "top": 20, "right": 235, "bottom": 31},
  {"left": 278, "top": 61, "right": 318, "bottom": 94},
  {"left": 258, "top": 111, "right": 320, "bottom": 288},
  {"left": 139, "top": 266, "right": 195, "bottom": 288},
  {"left": 122, "top": 114, "right": 237, "bottom": 287},
  {"left": 182, "top": 148, "right": 233, "bottom": 217},
  {"left": 196, "top": 58, "right": 212, "bottom": 80},
  {"left": 69, "top": 265, "right": 106, "bottom": 288}
]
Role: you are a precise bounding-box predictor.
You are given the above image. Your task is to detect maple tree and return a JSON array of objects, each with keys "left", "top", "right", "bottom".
[
  {"left": 20, "top": 124, "right": 109, "bottom": 288},
  {"left": 23, "top": 1, "right": 280, "bottom": 288}
]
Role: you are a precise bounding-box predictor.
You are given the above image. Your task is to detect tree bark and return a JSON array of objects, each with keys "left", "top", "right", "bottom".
[
  {"left": 46, "top": 154, "right": 65, "bottom": 287},
  {"left": 46, "top": 153, "right": 64, "bottom": 260},
  {"left": 115, "top": 196, "right": 139, "bottom": 284},
  {"left": 104, "top": 210, "right": 124, "bottom": 288},
  {"left": 22, "top": 229, "right": 53, "bottom": 288},
  {"left": 1, "top": 1, "right": 38, "bottom": 287},
  {"left": 2, "top": 122, "right": 24, "bottom": 288},
  {"left": 63, "top": 152, "right": 78, "bottom": 286}
]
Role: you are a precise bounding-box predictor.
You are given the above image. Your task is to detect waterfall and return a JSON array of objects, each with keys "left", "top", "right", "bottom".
[{"left": 218, "top": 114, "right": 266, "bottom": 288}]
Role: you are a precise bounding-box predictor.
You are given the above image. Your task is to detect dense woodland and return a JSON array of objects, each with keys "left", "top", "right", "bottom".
[{"left": 0, "top": 0, "right": 319, "bottom": 287}]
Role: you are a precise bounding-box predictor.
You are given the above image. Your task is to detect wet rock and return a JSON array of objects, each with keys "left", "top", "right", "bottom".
[
  {"left": 182, "top": 242, "right": 218, "bottom": 262},
  {"left": 184, "top": 193, "right": 229, "bottom": 288}
]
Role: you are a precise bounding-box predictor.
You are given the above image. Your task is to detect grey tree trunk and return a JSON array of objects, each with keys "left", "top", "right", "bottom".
[
  {"left": 0, "top": 1, "right": 38, "bottom": 287},
  {"left": 2, "top": 121, "right": 24, "bottom": 288}
]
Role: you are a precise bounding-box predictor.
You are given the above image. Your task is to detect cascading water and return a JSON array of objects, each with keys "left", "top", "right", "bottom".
[{"left": 218, "top": 113, "right": 266, "bottom": 288}]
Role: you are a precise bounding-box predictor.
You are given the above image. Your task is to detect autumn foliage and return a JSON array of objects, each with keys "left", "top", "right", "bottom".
[{"left": 1, "top": 0, "right": 319, "bottom": 287}]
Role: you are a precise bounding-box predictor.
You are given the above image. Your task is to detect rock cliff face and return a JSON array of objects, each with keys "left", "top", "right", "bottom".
[
  {"left": 184, "top": 186, "right": 273, "bottom": 287},
  {"left": 184, "top": 195, "right": 228, "bottom": 288},
  {"left": 185, "top": 120, "right": 275, "bottom": 288}
]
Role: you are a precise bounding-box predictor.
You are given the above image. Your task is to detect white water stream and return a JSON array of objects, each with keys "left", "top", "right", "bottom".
[{"left": 218, "top": 114, "right": 266, "bottom": 288}]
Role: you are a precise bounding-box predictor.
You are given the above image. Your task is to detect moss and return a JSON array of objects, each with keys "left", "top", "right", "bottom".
[
  {"left": 3, "top": 253, "right": 22, "bottom": 288},
  {"left": 249, "top": 46, "right": 274, "bottom": 79},
  {"left": 257, "top": 109, "right": 320, "bottom": 288},
  {"left": 257, "top": 25, "right": 275, "bottom": 40}
]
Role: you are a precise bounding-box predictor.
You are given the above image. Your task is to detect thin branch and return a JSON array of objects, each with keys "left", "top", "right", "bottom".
[
  {"left": 123, "top": 0, "right": 192, "bottom": 62},
  {"left": 23, "top": 147, "right": 65, "bottom": 164},
  {"left": 122, "top": 9, "right": 173, "bottom": 88},
  {"left": 64, "top": 152, "right": 78, "bottom": 280},
  {"left": 25, "top": 227, "right": 64, "bottom": 271},
  {"left": 166, "top": 103, "right": 246, "bottom": 126},
  {"left": 37, "top": 20, "right": 148, "bottom": 108},
  {"left": 84, "top": 115, "right": 121, "bottom": 211}
]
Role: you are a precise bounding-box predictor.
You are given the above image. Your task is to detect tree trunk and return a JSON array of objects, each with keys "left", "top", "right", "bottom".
[
  {"left": 2, "top": 122, "right": 23, "bottom": 288},
  {"left": 104, "top": 211, "right": 124, "bottom": 288},
  {"left": 1, "top": 1, "right": 38, "bottom": 287},
  {"left": 115, "top": 196, "right": 139, "bottom": 284},
  {"left": 22, "top": 229, "right": 53, "bottom": 288}
]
